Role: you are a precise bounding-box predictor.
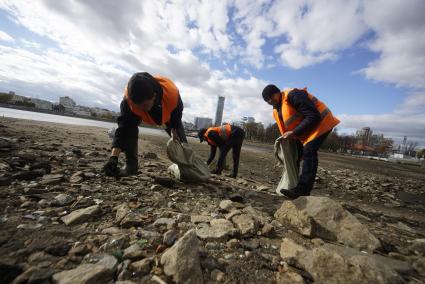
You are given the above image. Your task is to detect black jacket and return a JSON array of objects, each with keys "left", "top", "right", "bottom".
[
  {"left": 206, "top": 125, "right": 244, "bottom": 165},
  {"left": 112, "top": 72, "right": 183, "bottom": 151},
  {"left": 275, "top": 88, "right": 321, "bottom": 137}
]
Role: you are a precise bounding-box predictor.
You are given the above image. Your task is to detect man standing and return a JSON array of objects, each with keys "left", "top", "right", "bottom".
[
  {"left": 262, "top": 84, "right": 339, "bottom": 198},
  {"left": 198, "top": 124, "right": 245, "bottom": 178},
  {"left": 103, "top": 72, "right": 187, "bottom": 177}
]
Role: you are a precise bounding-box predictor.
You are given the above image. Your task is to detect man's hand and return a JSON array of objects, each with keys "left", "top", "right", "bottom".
[
  {"left": 282, "top": 131, "right": 295, "bottom": 139},
  {"left": 171, "top": 128, "right": 180, "bottom": 142},
  {"left": 102, "top": 156, "right": 119, "bottom": 177}
]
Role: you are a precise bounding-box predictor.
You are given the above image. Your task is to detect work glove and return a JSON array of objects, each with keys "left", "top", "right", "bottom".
[{"left": 102, "top": 156, "right": 119, "bottom": 177}]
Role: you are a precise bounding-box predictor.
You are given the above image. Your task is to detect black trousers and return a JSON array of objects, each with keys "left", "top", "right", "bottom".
[
  {"left": 296, "top": 130, "right": 331, "bottom": 193},
  {"left": 125, "top": 120, "right": 187, "bottom": 170},
  {"left": 217, "top": 127, "right": 245, "bottom": 176}
]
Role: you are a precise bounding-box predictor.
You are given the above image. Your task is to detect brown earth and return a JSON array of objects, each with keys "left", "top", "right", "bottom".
[{"left": 0, "top": 117, "right": 424, "bottom": 283}]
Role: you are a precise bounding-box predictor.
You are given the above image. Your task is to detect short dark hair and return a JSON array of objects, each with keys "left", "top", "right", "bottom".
[
  {"left": 262, "top": 84, "right": 280, "bottom": 101},
  {"left": 127, "top": 73, "right": 155, "bottom": 104},
  {"left": 197, "top": 128, "right": 207, "bottom": 142}
]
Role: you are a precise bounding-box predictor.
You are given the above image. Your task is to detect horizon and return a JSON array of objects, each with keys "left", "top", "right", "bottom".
[{"left": 0, "top": 1, "right": 424, "bottom": 146}]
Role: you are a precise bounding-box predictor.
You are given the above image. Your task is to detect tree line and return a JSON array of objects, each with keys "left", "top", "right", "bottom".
[{"left": 238, "top": 122, "right": 421, "bottom": 157}]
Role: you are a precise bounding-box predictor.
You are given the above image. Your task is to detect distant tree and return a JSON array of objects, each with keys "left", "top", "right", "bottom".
[
  {"left": 0, "top": 93, "right": 13, "bottom": 103},
  {"left": 416, "top": 149, "right": 425, "bottom": 159}
]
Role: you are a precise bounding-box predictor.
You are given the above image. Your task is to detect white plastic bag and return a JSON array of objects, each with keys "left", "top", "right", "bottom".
[
  {"left": 274, "top": 136, "right": 299, "bottom": 195},
  {"left": 166, "top": 139, "right": 211, "bottom": 182}
]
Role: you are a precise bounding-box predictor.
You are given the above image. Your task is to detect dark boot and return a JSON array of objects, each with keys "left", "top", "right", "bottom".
[
  {"left": 123, "top": 141, "right": 139, "bottom": 176},
  {"left": 280, "top": 187, "right": 310, "bottom": 199}
]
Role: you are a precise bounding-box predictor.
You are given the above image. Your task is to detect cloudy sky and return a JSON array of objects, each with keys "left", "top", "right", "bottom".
[{"left": 0, "top": 0, "right": 424, "bottom": 146}]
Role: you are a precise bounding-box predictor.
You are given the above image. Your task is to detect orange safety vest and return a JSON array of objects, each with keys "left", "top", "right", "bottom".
[
  {"left": 272, "top": 88, "right": 340, "bottom": 145},
  {"left": 204, "top": 124, "right": 231, "bottom": 146},
  {"left": 124, "top": 76, "right": 179, "bottom": 125}
]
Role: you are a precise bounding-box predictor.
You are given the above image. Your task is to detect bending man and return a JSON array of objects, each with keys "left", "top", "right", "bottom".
[
  {"left": 103, "top": 72, "right": 187, "bottom": 176},
  {"left": 262, "top": 84, "right": 339, "bottom": 198},
  {"left": 198, "top": 124, "right": 245, "bottom": 178}
]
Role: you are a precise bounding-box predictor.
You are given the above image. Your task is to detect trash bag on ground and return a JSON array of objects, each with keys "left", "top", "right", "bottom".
[
  {"left": 166, "top": 138, "right": 210, "bottom": 182},
  {"left": 274, "top": 136, "right": 299, "bottom": 195}
]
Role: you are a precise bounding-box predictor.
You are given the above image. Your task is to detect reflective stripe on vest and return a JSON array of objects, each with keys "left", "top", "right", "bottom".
[
  {"left": 204, "top": 124, "right": 231, "bottom": 146},
  {"left": 124, "top": 76, "right": 179, "bottom": 125},
  {"left": 272, "top": 88, "right": 340, "bottom": 145}
]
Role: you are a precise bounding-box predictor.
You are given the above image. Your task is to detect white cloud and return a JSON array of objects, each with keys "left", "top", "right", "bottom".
[
  {"left": 0, "top": 30, "right": 14, "bottom": 42},
  {"left": 0, "top": 0, "right": 424, "bottom": 146},
  {"left": 361, "top": 0, "right": 425, "bottom": 89}
]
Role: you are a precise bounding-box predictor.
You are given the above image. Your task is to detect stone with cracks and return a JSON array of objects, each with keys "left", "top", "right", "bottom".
[
  {"left": 196, "top": 219, "right": 237, "bottom": 241},
  {"left": 274, "top": 196, "right": 381, "bottom": 251},
  {"left": 52, "top": 264, "right": 112, "bottom": 284},
  {"left": 61, "top": 205, "right": 99, "bottom": 226},
  {"left": 231, "top": 214, "right": 257, "bottom": 236},
  {"left": 295, "top": 244, "right": 412, "bottom": 284},
  {"left": 160, "top": 229, "right": 204, "bottom": 284}
]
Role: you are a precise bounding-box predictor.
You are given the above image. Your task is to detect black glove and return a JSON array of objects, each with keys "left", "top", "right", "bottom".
[{"left": 103, "top": 156, "right": 119, "bottom": 177}]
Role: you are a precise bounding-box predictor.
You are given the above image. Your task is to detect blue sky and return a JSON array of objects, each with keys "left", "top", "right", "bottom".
[{"left": 0, "top": 0, "right": 424, "bottom": 146}]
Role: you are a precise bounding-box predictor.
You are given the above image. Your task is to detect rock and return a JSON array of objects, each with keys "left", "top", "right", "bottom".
[
  {"left": 410, "top": 239, "right": 425, "bottom": 255},
  {"left": 280, "top": 238, "right": 305, "bottom": 260},
  {"left": 241, "top": 239, "right": 259, "bottom": 250},
  {"left": 295, "top": 244, "right": 411, "bottom": 284},
  {"left": 130, "top": 258, "right": 152, "bottom": 275},
  {"left": 227, "top": 239, "right": 240, "bottom": 249},
  {"left": 29, "top": 160, "right": 51, "bottom": 173},
  {"left": 153, "top": 176, "right": 175, "bottom": 188},
  {"left": 219, "top": 200, "right": 243, "bottom": 212},
  {"left": 61, "top": 205, "right": 100, "bottom": 226},
  {"left": 163, "top": 229, "right": 177, "bottom": 246},
  {"left": 40, "top": 174, "right": 64, "bottom": 185},
  {"left": 83, "top": 254, "right": 118, "bottom": 273},
  {"left": 396, "top": 221, "right": 416, "bottom": 234},
  {"left": 274, "top": 196, "right": 381, "bottom": 251},
  {"left": 190, "top": 215, "right": 212, "bottom": 224},
  {"left": 120, "top": 212, "right": 149, "bottom": 228},
  {"left": 153, "top": 218, "right": 176, "bottom": 227},
  {"left": 257, "top": 185, "right": 270, "bottom": 191},
  {"left": 243, "top": 206, "right": 271, "bottom": 226},
  {"left": 52, "top": 193, "right": 74, "bottom": 206},
  {"left": 70, "top": 171, "right": 84, "bottom": 183},
  {"left": 211, "top": 269, "right": 225, "bottom": 282},
  {"left": 276, "top": 271, "right": 305, "bottom": 284},
  {"left": 69, "top": 243, "right": 91, "bottom": 256},
  {"left": 161, "top": 229, "right": 204, "bottom": 284},
  {"left": 114, "top": 204, "right": 131, "bottom": 224},
  {"left": 143, "top": 152, "right": 158, "bottom": 159},
  {"left": 261, "top": 223, "right": 275, "bottom": 236},
  {"left": 52, "top": 264, "right": 112, "bottom": 284},
  {"left": 231, "top": 214, "right": 257, "bottom": 236},
  {"left": 117, "top": 259, "right": 132, "bottom": 281},
  {"left": 196, "top": 219, "right": 237, "bottom": 241},
  {"left": 412, "top": 257, "right": 425, "bottom": 277},
  {"left": 0, "top": 260, "right": 22, "bottom": 284},
  {"left": 123, "top": 244, "right": 145, "bottom": 260}
]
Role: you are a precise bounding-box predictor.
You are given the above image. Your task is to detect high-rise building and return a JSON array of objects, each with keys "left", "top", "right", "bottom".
[
  {"left": 214, "top": 96, "right": 225, "bottom": 126},
  {"left": 194, "top": 117, "right": 213, "bottom": 129},
  {"left": 242, "top": 116, "right": 255, "bottom": 123}
]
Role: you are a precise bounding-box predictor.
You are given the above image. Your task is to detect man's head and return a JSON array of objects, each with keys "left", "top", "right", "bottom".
[
  {"left": 197, "top": 128, "right": 207, "bottom": 142},
  {"left": 127, "top": 73, "right": 157, "bottom": 111},
  {"left": 262, "top": 84, "right": 281, "bottom": 107}
]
